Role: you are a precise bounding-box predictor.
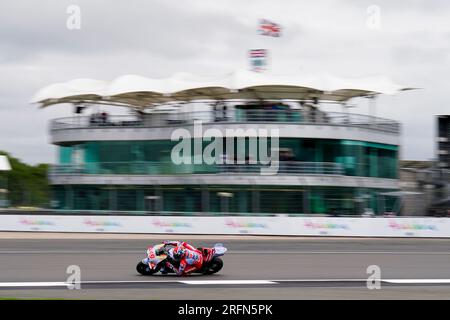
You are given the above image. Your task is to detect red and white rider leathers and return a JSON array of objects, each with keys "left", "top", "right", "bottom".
[{"left": 163, "top": 241, "right": 203, "bottom": 276}]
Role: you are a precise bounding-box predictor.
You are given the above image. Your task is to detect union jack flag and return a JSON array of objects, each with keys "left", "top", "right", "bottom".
[
  {"left": 249, "top": 49, "right": 267, "bottom": 58},
  {"left": 249, "top": 49, "right": 268, "bottom": 72},
  {"left": 258, "top": 19, "right": 281, "bottom": 37}
]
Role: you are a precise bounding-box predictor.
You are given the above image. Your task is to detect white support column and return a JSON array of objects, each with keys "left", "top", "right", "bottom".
[{"left": 368, "top": 94, "right": 378, "bottom": 124}]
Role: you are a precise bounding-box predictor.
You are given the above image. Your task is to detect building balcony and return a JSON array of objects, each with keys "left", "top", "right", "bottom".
[
  {"left": 49, "top": 110, "right": 401, "bottom": 146},
  {"left": 49, "top": 161, "right": 345, "bottom": 176},
  {"left": 50, "top": 110, "right": 400, "bottom": 133},
  {"left": 48, "top": 161, "right": 399, "bottom": 190}
]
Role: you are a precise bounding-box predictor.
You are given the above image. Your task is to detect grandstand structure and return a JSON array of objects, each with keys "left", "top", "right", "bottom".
[{"left": 32, "top": 70, "right": 412, "bottom": 215}]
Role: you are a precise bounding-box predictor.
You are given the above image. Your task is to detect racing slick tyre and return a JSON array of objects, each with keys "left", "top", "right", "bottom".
[
  {"left": 202, "top": 257, "right": 223, "bottom": 275},
  {"left": 136, "top": 261, "right": 159, "bottom": 275}
]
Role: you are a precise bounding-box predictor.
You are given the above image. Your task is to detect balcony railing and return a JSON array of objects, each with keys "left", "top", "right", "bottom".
[
  {"left": 49, "top": 161, "right": 345, "bottom": 176},
  {"left": 50, "top": 110, "right": 400, "bottom": 133}
]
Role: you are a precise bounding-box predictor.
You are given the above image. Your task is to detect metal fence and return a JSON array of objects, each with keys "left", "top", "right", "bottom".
[
  {"left": 50, "top": 110, "right": 400, "bottom": 133},
  {"left": 49, "top": 161, "right": 345, "bottom": 176}
]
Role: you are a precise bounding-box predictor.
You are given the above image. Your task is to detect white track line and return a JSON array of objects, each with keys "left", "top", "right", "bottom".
[
  {"left": 0, "top": 282, "right": 69, "bottom": 287},
  {"left": 179, "top": 280, "right": 277, "bottom": 285},
  {"left": 2, "top": 278, "right": 450, "bottom": 288},
  {"left": 232, "top": 251, "right": 450, "bottom": 255},
  {"left": 384, "top": 279, "right": 450, "bottom": 284},
  {"left": 0, "top": 280, "right": 278, "bottom": 287}
]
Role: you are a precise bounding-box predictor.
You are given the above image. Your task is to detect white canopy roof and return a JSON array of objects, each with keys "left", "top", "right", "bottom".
[
  {"left": 31, "top": 70, "right": 413, "bottom": 109},
  {"left": 0, "top": 155, "right": 11, "bottom": 171}
]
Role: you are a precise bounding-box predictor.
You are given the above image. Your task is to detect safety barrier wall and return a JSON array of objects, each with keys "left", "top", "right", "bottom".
[{"left": 0, "top": 214, "right": 449, "bottom": 238}]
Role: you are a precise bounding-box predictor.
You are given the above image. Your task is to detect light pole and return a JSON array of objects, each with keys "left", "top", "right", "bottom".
[
  {"left": 217, "top": 192, "right": 233, "bottom": 214},
  {"left": 145, "top": 195, "right": 160, "bottom": 214}
]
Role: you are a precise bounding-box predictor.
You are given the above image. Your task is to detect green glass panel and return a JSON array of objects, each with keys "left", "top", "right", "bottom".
[{"left": 59, "top": 147, "right": 73, "bottom": 164}]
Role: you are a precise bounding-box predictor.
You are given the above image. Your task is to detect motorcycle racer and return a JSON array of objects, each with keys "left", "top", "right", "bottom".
[
  {"left": 162, "top": 240, "right": 203, "bottom": 276},
  {"left": 137, "top": 241, "right": 227, "bottom": 276}
]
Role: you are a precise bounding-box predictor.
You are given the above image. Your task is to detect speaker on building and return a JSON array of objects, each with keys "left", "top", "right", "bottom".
[{"left": 75, "top": 105, "right": 85, "bottom": 114}]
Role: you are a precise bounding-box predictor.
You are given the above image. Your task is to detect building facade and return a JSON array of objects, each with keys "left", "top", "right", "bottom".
[
  {"left": 437, "top": 115, "right": 450, "bottom": 169},
  {"left": 34, "top": 72, "right": 408, "bottom": 216},
  {"left": 47, "top": 107, "right": 400, "bottom": 215}
]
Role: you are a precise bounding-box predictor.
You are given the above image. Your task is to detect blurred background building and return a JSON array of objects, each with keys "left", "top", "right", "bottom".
[
  {"left": 429, "top": 115, "right": 450, "bottom": 215},
  {"left": 438, "top": 115, "right": 450, "bottom": 169},
  {"left": 399, "top": 160, "right": 436, "bottom": 216},
  {"left": 32, "top": 72, "right": 412, "bottom": 216},
  {"left": 398, "top": 115, "right": 450, "bottom": 216}
]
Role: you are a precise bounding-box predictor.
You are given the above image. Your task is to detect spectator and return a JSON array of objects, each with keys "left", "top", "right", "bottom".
[
  {"left": 101, "top": 111, "right": 108, "bottom": 125},
  {"left": 89, "top": 112, "right": 101, "bottom": 125},
  {"left": 222, "top": 104, "right": 228, "bottom": 121},
  {"left": 213, "top": 103, "right": 220, "bottom": 122}
]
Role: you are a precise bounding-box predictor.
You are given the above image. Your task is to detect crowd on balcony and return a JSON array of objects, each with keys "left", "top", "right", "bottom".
[
  {"left": 88, "top": 111, "right": 143, "bottom": 127},
  {"left": 231, "top": 100, "right": 330, "bottom": 124},
  {"left": 89, "top": 111, "right": 110, "bottom": 125},
  {"left": 80, "top": 100, "right": 346, "bottom": 129}
]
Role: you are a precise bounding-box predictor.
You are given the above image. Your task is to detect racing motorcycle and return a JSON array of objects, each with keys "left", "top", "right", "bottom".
[{"left": 136, "top": 243, "right": 227, "bottom": 276}]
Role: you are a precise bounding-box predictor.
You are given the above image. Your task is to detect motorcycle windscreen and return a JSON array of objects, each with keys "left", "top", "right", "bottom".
[{"left": 214, "top": 246, "right": 227, "bottom": 255}]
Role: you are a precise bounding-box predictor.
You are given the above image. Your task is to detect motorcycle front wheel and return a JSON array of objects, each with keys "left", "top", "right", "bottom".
[
  {"left": 202, "top": 257, "right": 224, "bottom": 275},
  {"left": 136, "top": 261, "right": 159, "bottom": 275}
]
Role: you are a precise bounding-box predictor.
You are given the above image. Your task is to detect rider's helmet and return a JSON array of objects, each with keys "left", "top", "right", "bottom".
[
  {"left": 154, "top": 246, "right": 166, "bottom": 256},
  {"left": 171, "top": 246, "right": 185, "bottom": 260}
]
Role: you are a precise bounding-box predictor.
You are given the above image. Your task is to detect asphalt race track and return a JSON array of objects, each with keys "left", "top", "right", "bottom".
[{"left": 1, "top": 234, "right": 450, "bottom": 299}]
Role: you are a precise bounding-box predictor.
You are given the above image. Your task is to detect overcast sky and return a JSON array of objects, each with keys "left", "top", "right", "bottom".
[{"left": 0, "top": 0, "right": 449, "bottom": 164}]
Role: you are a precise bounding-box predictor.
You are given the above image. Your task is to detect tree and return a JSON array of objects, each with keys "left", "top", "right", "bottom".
[{"left": 0, "top": 151, "right": 50, "bottom": 208}]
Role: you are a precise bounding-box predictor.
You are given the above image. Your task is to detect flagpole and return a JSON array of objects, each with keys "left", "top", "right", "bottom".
[{"left": 255, "top": 18, "right": 281, "bottom": 73}]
